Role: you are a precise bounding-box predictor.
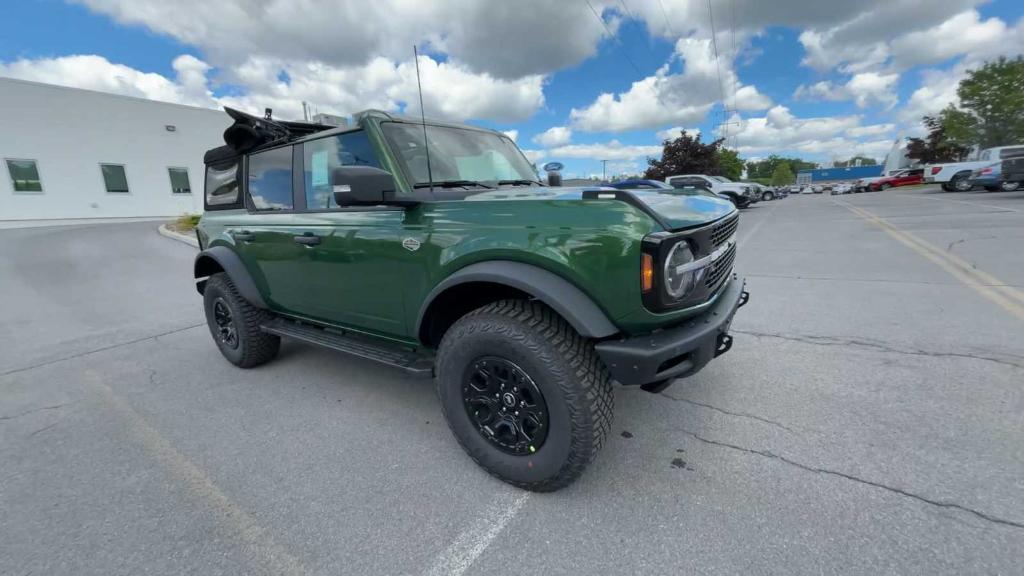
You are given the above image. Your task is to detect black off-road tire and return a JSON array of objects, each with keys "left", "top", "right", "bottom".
[
  {"left": 951, "top": 172, "right": 973, "bottom": 192},
  {"left": 436, "top": 300, "right": 613, "bottom": 492},
  {"left": 761, "top": 191, "right": 774, "bottom": 201},
  {"left": 203, "top": 273, "right": 280, "bottom": 368}
]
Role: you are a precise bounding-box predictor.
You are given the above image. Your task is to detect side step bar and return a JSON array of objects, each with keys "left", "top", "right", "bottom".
[{"left": 260, "top": 318, "right": 434, "bottom": 378}]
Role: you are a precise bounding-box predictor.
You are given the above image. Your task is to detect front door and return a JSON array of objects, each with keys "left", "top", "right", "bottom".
[{"left": 239, "top": 130, "right": 415, "bottom": 340}]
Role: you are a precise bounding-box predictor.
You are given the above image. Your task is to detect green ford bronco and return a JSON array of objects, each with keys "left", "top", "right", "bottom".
[{"left": 194, "top": 107, "right": 749, "bottom": 491}]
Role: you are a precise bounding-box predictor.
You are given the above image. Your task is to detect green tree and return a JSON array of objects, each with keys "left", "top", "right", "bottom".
[
  {"left": 716, "top": 148, "right": 744, "bottom": 180},
  {"left": 906, "top": 114, "right": 971, "bottom": 163},
  {"left": 942, "top": 56, "right": 1024, "bottom": 148},
  {"left": 770, "top": 162, "right": 794, "bottom": 185},
  {"left": 746, "top": 155, "right": 817, "bottom": 180},
  {"left": 834, "top": 155, "right": 878, "bottom": 167},
  {"left": 644, "top": 130, "right": 723, "bottom": 180}
]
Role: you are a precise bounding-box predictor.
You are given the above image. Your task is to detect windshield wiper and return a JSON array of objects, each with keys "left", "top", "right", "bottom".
[
  {"left": 496, "top": 179, "right": 541, "bottom": 187},
  {"left": 413, "top": 180, "right": 494, "bottom": 189}
]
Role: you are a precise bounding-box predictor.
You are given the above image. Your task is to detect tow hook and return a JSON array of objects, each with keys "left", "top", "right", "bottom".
[
  {"left": 738, "top": 290, "right": 750, "bottom": 308},
  {"left": 714, "top": 334, "right": 733, "bottom": 358}
]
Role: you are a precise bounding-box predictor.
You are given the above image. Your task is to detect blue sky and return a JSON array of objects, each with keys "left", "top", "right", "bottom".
[{"left": 3, "top": 1, "right": 1022, "bottom": 179}]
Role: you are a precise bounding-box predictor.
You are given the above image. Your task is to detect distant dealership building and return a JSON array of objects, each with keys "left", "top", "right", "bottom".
[
  {"left": 796, "top": 165, "right": 884, "bottom": 186},
  {"left": 0, "top": 77, "right": 232, "bottom": 221}
]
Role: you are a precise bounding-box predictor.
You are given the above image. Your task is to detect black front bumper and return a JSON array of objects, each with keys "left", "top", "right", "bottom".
[{"left": 595, "top": 275, "right": 748, "bottom": 390}]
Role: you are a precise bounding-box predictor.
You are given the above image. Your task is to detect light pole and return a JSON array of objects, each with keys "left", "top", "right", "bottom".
[{"left": 601, "top": 159, "right": 609, "bottom": 181}]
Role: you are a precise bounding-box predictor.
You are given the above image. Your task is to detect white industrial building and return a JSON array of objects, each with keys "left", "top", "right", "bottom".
[{"left": 1, "top": 77, "right": 232, "bottom": 221}]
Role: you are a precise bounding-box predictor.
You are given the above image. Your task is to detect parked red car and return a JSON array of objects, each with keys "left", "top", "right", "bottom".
[{"left": 869, "top": 168, "right": 924, "bottom": 191}]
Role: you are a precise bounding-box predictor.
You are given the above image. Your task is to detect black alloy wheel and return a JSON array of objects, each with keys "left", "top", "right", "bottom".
[
  {"left": 462, "top": 356, "right": 549, "bottom": 455},
  {"left": 212, "top": 297, "right": 239, "bottom": 349}
]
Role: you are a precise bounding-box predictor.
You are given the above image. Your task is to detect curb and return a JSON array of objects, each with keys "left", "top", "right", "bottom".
[{"left": 158, "top": 224, "right": 199, "bottom": 249}]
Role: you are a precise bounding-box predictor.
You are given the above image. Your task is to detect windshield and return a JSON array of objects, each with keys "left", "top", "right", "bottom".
[
  {"left": 381, "top": 122, "right": 538, "bottom": 186},
  {"left": 711, "top": 176, "right": 732, "bottom": 182}
]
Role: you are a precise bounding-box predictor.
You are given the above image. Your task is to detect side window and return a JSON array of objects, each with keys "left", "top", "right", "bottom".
[
  {"left": 248, "top": 146, "right": 294, "bottom": 211},
  {"left": 205, "top": 160, "right": 240, "bottom": 208},
  {"left": 980, "top": 150, "right": 990, "bottom": 161},
  {"left": 1000, "top": 147, "right": 1024, "bottom": 159},
  {"left": 168, "top": 167, "right": 191, "bottom": 194},
  {"left": 6, "top": 159, "right": 43, "bottom": 193},
  {"left": 303, "top": 131, "right": 381, "bottom": 210},
  {"left": 100, "top": 164, "right": 130, "bottom": 193}
]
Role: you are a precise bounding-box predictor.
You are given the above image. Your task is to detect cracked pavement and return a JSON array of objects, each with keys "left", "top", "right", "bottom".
[{"left": 2, "top": 186, "right": 1023, "bottom": 575}]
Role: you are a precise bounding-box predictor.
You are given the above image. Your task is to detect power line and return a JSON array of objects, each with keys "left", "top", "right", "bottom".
[
  {"left": 656, "top": 0, "right": 677, "bottom": 38},
  {"left": 706, "top": 0, "right": 728, "bottom": 140},
  {"left": 729, "top": 0, "right": 740, "bottom": 150},
  {"left": 583, "top": 0, "right": 674, "bottom": 116}
]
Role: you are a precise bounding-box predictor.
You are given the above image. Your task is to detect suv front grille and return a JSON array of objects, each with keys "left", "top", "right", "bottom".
[
  {"left": 709, "top": 214, "right": 738, "bottom": 248},
  {"left": 704, "top": 241, "right": 736, "bottom": 288}
]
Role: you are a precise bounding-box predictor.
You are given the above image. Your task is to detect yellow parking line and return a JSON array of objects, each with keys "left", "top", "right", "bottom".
[{"left": 836, "top": 200, "right": 1024, "bottom": 321}]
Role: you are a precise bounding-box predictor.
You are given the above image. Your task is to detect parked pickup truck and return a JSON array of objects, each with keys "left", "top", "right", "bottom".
[
  {"left": 665, "top": 174, "right": 754, "bottom": 207},
  {"left": 924, "top": 145, "right": 1024, "bottom": 191}
]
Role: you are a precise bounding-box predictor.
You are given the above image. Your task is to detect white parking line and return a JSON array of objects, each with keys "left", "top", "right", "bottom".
[{"left": 425, "top": 492, "right": 530, "bottom": 576}]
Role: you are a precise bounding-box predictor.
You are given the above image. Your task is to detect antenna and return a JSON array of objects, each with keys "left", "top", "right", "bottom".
[{"left": 413, "top": 45, "right": 434, "bottom": 191}]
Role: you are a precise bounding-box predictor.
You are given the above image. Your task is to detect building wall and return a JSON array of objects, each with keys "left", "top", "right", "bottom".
[
  {"left": 797, "top": 165, "right": 884, "bottom": 183},
  {"left": 0, "top": 78, "right": 231, "bottom": 220}
]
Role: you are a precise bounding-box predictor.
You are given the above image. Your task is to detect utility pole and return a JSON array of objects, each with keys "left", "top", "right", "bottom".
[{"left": 601, "top": 159, "right": 609, "bottom": 181}]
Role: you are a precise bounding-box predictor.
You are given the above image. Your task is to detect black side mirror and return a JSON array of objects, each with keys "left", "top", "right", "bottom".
[{"left": 331, "top": 166, "right": 408, "bottom": 206}]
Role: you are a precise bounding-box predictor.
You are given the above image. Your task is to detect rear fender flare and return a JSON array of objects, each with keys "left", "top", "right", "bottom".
[{"left": 193, "top": 246, "right": 268, "bottom": 309}]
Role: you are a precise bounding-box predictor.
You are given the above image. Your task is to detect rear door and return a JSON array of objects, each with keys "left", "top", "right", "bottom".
[{"left": 231, "top": 144, "right": 310, "bottom": 314}]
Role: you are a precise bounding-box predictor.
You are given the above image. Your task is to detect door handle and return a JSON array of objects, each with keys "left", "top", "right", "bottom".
[
  {"left": 293, "top": 233, "right": 322, "bottom": 246},
  {"left": 232, "top": 230, "right": 255, "bottom": 242}
]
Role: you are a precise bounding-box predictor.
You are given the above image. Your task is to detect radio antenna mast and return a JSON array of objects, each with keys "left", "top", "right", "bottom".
[{"left": 413, "top": 45, "right": 434, "bottom": 191}]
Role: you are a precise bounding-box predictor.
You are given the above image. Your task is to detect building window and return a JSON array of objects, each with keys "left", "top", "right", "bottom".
[
  {"left": 6, "top": 159, "right": 43, "bottom": 193},
  {"left": 247, "top": 146, "right": 293, "bottom": 211},
  {"left": 168, "top": 167, "right": 191, "bottom": 194},
  {"left": 100, "top": 164, "right": 130, "bottom": 193}
]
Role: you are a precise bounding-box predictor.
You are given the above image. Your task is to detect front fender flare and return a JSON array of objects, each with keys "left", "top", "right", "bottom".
[
  {"left": 193, "top": 246, "right": 268, "bottom": 309},
  {"left": 416, "top": 261, "right": 620, "bottom": 339}
]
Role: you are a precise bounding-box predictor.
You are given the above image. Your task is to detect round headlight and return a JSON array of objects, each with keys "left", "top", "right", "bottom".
[{"left": 663, "top": 240, "right": 701, "bottom": 298}]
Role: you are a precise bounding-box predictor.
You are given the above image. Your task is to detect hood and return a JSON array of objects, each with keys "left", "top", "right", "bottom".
[{"left": 464, "top": 186, "right": 736, "bottom": 230}]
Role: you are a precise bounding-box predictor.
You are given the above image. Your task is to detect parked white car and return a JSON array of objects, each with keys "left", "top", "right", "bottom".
[
  {"left": 831, "top": 182, "right": 853, "bottom": 195},
  {"left": 924, "top": 145, "right": 1024, "bottom": 191},
  {"left": 665, "top": 174, "right": 754, "bottom": 207}
]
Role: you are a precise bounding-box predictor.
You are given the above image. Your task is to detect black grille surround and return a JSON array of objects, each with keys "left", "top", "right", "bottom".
[{"left": 641, "top": 211, "right": 739, "bottom": 312}]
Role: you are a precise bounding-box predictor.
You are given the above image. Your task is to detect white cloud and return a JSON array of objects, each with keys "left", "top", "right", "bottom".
[
  {"left": 725, "top": 105, "right": 895, "bottom": 160},
  {"left": 897, "top": 65, "right": 965, "bottom": 125},
  {"left": 0, "top": 54, "right": 217, "bottom": 108},
  {"left": 570, "top": 37, "right": 770, "bottom": 133},
  {"left": 655, "top": 126, "right": 700, "bottom": 141},
  {"left": 890, "top": 10, "right": 1023, "bottom": 69},
  {"left": 502, "top": 129, "right": 518, "bottom": 142},
  {"left": 76, "top": 0, "right": 612, "bottom": 80},
  {"left": 548, "top": 140, "right": 662, "bottom": 161},
  {"left": 846, "top": 123, "right": 896, "bottom": 138},
  {"left": 521, "top": 149, "right": 546, "bottom": 163},
  {"left": 533, "top": 126, "right": 572, "bottom": 147},
  {"left": 0, "top": 53, "right": 544, "bottom": 123},
  {"left": 795, "top": 72, "right": 898, "bottom": 109}
]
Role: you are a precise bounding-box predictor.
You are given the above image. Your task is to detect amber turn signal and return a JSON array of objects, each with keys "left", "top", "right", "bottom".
[{"left": 641, "top": 253, "right": 654, "bottom": 293}]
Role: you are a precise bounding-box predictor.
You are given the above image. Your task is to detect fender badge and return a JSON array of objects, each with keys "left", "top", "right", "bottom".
[{"left": 402, "top": 238, "right": 421, "bottom": 252}]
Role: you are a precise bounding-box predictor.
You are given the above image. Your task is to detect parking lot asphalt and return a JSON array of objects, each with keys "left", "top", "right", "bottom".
[{"left": 2, "top": 186, "right": 1023, "bottom": 575}]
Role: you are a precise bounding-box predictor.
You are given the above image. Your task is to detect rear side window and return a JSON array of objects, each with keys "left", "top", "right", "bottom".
[
  {"left": 248, "top": 146, "right": 294, "bottom": 211},
  {"left": 303, "top": 131, "right": 381, "bottom": 210},
  {"left": 1000, "top": 147, "right": 1024, "bottom": 159},
  {"left": 205, "top": 160, "right": 241, "bottom": 208}
]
